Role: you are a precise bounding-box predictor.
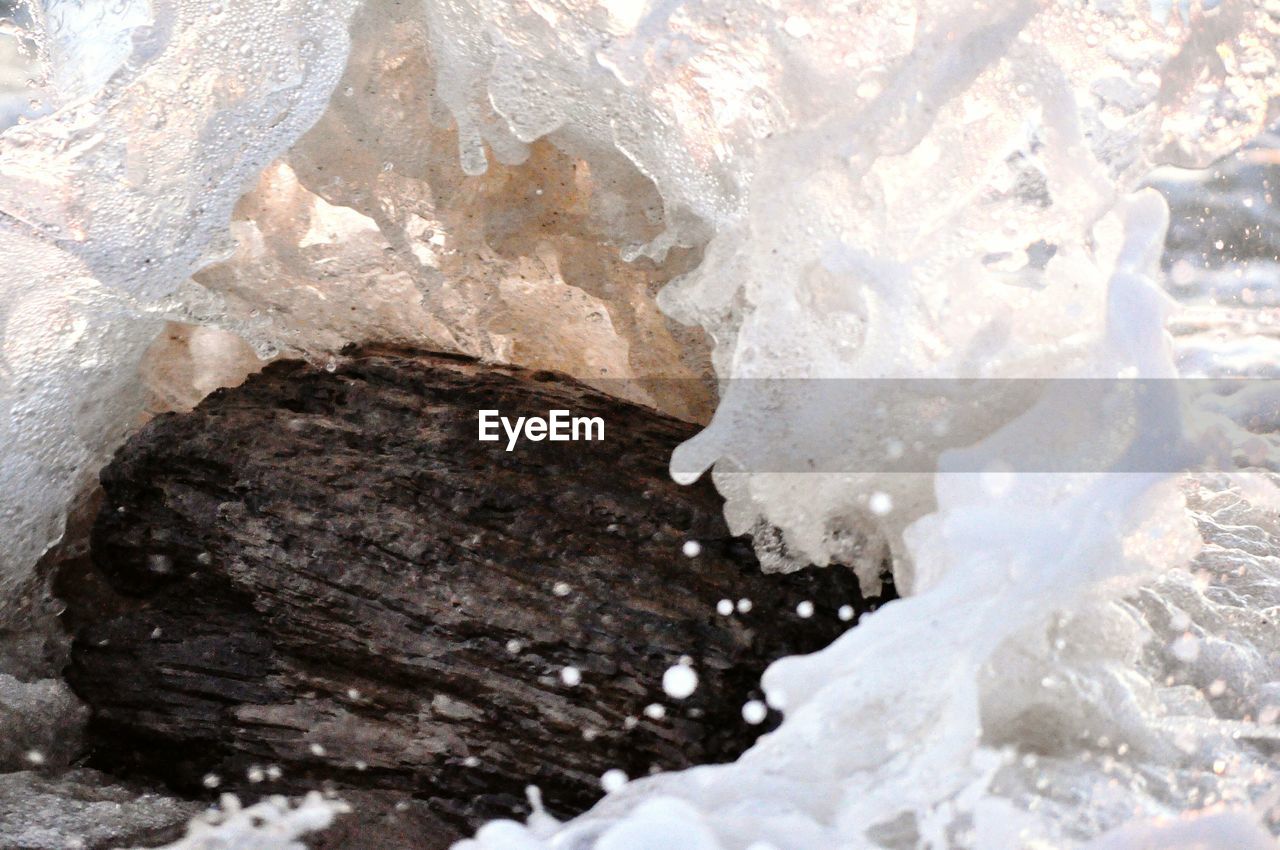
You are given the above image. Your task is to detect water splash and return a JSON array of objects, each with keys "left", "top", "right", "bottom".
[{"left": 1, "top": 1, "right": 1278, "bottom": 848}]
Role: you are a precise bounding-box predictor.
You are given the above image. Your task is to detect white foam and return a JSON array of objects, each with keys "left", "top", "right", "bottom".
[{"left": 4, "top": 1, "right": 1280, "bottom": 847}]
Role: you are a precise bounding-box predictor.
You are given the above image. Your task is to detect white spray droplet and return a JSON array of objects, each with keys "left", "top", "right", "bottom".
[
  {"left": 600, "top": 769, "right": 628, "bottom": 793},
  {"left": 1171, "top": 633, "right": 1200, "bottom": 663},
  {"left": 742, "top": 700, "right": 768, "bottom": 725},
  {"left": 784, "top": 15, "right": 812, "bottom": 37},
  {"left": 662, "top": 663, "right": 699, "bottom": 699}
]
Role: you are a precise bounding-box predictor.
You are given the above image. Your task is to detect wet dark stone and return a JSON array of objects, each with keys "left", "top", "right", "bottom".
[{"left": 65, "top": 347, "right": 889, "bottom": 849}]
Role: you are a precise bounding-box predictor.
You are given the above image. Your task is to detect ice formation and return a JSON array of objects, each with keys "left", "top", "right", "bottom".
[{"left": 1, "top": 0, "right": 1279, "bottom": 849}]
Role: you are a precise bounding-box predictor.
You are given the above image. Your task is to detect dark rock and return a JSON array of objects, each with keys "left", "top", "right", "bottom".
[{"left": 66, "top": 347, "right": 886, "bottom": 849}]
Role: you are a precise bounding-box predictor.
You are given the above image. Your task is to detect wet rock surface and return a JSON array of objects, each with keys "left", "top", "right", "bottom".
[
  {"left": 65, "top": 348, "right": 887, "bottom": 849},
  {"left": 0, "top": 769, "right": 196, "bottom": 850}
]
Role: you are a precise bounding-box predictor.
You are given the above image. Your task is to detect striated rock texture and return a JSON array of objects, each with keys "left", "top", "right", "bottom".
[
  {"left": 0, "top": 769, "right": 196, "bottom": 850},
  {"left": 66, "top": 348, "right": 884, "bottom": 848}
]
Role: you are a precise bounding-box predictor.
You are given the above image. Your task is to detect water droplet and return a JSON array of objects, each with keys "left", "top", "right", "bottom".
[
  {"left": 662, "top": 663, "right": 698, "bottom": 699},
  {"left": 784, "top": 16, "right": 812, "bottom": 38},
  {"left": 601, "top": 769, "right": 628, "bottom": 792},
  {"left": 742, "top": 700, "right": 768, "bottom": 725}
]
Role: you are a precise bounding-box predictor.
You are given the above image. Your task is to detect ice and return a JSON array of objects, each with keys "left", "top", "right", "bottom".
[{"left": 0, "top": 0, "right": 1279, "bottom": 848}]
